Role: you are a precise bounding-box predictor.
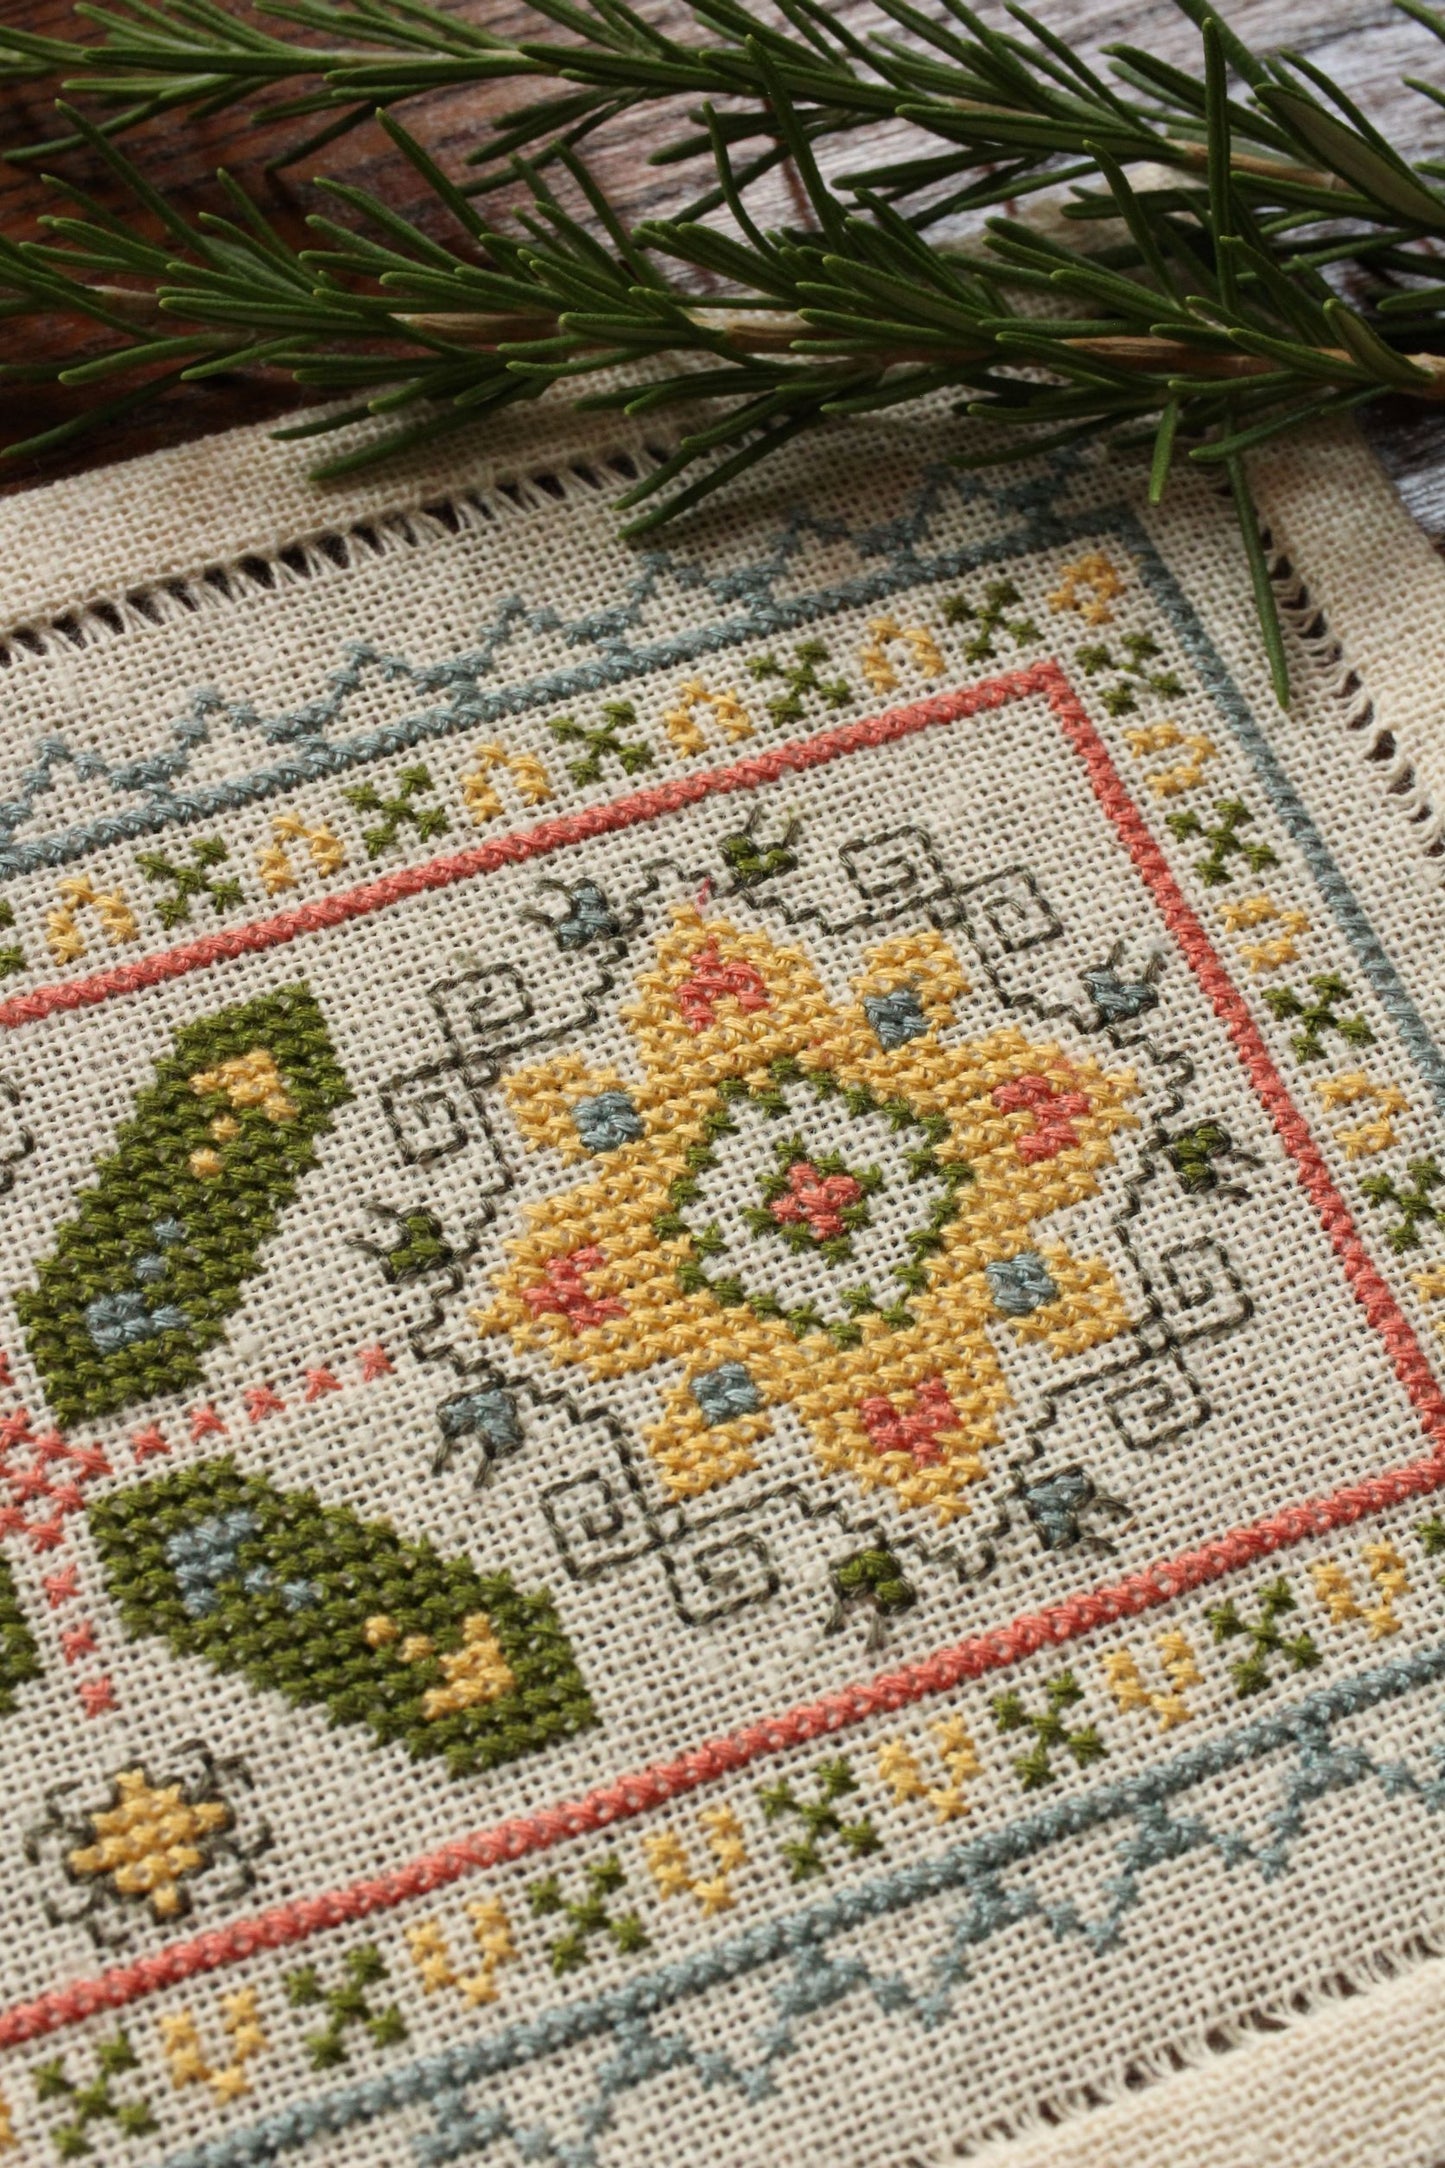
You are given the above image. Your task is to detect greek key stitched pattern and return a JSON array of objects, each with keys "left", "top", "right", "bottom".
[{"left": 0, "top": 412, "right": 1444, "bottom": 2168}]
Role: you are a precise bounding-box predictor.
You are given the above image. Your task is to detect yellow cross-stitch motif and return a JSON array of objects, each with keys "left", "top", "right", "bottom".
[
  {"left": 67, "top": 1768, "right": 232, "bottom": 1920},
  {"left": 474, "top": 911, "right": 1136, "bottom": 1522}
]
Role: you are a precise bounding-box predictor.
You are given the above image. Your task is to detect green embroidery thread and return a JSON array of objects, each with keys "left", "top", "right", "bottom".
[
  {"left": 1074, "top": 629, "right": 1183, "bottom": 712},
  {"left": 746, "top": 639, "right": 851, "bottom": 727},
  {"left": 137, "top": 836, "right": 243, "bottom": 927},
  {"left": 34, "top": 2033, "right": 156, "bottom": 2158},
  {"left": 89, "top": 1459, "right": 596, "bottom": 1776},
  {"left": 528, "top": 1856, "right": 649, "bottom": 1974},
  {"left": 15, "top": 984, "right": 351, "bottom": 1425},
  {"left": 992, "top": 1670, "right": 1106, "bottom": 1790},
  {"left": 547, "top": 703, "right": 654, "bottom": 785},
  {"left": 943, "top": 577, "right": 1040, "bottom": 664},
  {"left": 1207, "top": 1578, "right": 1322, "bottom": 1696},
  {"left": 1361, "top": 1157, "right": 1445, "bottom": 1253},
  {"left": 1166, "top": 799, "right": 1278, "bottom": 888},
  {"left": 285, "top": 1947, "right": 406, "bottom": 2069},
  {"left": 1262, "top": 973, "right": 1375, "bottom": 1064},
  {"left": 758, "top": 1757, "right": 880, "bottom": 1881},
  {"left": 344, "top": 763, "right": 449, "bottom": 857},
  {"left": 0, "top": 1549, "right": 42, "bottom": 1716},
  {"left": 0, "top": 898, "right": 24, "bottom": 980}
]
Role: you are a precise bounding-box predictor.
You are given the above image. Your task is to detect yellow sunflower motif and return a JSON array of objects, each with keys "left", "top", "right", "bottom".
[{"left": 473, "top": 909, "right": 1139, "bottom": 1522}]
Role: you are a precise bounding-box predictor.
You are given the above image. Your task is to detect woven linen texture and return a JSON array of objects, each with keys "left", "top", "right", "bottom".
[{"left": 0, "top": 403, "right": 1443, "bottom": 2168}]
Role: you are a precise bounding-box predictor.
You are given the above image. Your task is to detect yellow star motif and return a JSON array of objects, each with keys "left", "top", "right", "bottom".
[
  {"left": 66, "top": 1768, "right": 231, "bottom": 1919},
  {"left": 158, "top": 1988, "right": 268, "bottom": 2101},
  {"left": 699, "top": 1806, "right": 747, "bottom": 1874},
  {"left": 930, "top": 1716, "right": 981, "bottom": 1773},
  {"left": 877, "top": 1739, "right": 928, "bottom": 1804},
  {"left": 1151, "top": 1690, "right": 1193, "bottom": 1732},
  {"left": 641, "top": 1832, "right": 694, "bottom": 1897},
  {"left": 475, "top": 911, "right": 1136, "bottom": 1522},
  {"left": 691, "top": 1874, "right": 736, "bottom": 1917},
  {"left": 406, "top": 1921, "right": 457, "bottom": 1992}
]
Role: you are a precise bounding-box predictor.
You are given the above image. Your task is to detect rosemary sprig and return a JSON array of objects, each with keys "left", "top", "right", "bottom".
[{"left": 6, "top": 0, "right": 1445, "bottom": 700}]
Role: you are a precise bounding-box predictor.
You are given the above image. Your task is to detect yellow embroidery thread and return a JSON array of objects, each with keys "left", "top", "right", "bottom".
[
  {"left": 1102, "top": 1630, "right": 1202, "bottom": 1730},
  {"left": 661, "top": 680, "right": 754, "bottom": 755},
  {"left": 461, "top": 743, "right": 553, "bottom": 824},
  {"left": 157, "top": 1989, "right": 267, "bottom": 2104},
  {"left": 477, "top": 911, "right": 1136, "bottom": 1522},
  {"left": 45, "top": 874, "right": 139, "bottom": 963},
  {"left": 1312, "top": 1541, "right": 1408, "bottom": 1638},
  {"left": 405, "top": 1898, "right": 517, "bottom": 2006},
  {"left": 642, "top": 1806, "right": 748, "bottom": 1915}
]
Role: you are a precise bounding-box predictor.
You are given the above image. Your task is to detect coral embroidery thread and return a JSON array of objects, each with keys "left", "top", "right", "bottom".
[{"left": 8, "top": 433, "right": 1445, "bottom": 2168}]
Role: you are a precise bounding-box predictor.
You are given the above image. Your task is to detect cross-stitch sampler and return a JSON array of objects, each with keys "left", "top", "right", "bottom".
[{"left": 0, "top": 401, "right": 1444, "bottom": 2167}]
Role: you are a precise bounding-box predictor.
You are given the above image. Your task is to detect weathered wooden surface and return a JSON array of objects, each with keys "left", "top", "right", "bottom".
[{"left": 3, "top": 0, "right": 1445, "bottom": 530}]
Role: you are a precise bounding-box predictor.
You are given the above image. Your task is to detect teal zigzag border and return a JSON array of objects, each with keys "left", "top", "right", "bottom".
[
  {"left": 151, "top": 1638, "right": 1445, "bottom": 2167},
  {"left": 8, "top": 463, "right": 1445, "bottom": 1127},
  {"left": 0, "top": 463, "right": 1036, "bottom": 876}
]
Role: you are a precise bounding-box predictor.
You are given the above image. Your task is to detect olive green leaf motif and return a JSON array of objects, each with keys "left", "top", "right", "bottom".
[
  {"left": 15, "top": 984, "right": 351, "bottom": 1426},
  {"left": 89, "top": 1460, "right": 595, "bottom": 1777},
  {"left": 0, "top": 1549, "right": 41, "bottom": 1715}
]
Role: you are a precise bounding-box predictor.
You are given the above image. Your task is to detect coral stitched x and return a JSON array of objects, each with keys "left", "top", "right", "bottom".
[{"left": 476, "top": 912, "right": 1137, "bottom": 1521}]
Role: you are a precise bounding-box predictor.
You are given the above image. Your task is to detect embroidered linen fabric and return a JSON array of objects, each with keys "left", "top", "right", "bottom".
[{"left": 0, "top": 399, "right": 1443, "bottom": 2168}]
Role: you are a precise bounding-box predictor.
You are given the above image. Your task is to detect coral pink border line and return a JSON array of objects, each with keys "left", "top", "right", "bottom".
[
  {"left": 0, "top": 665, "right": 1084, "bottom": 1031},
  {"left": 5, "top": 660, "right": 1445, "bottom": 2052}
]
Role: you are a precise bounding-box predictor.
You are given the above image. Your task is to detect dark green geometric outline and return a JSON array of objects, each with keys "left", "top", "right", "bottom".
[{"left": 651, "top": 1058, "right": 972, "bottom": 1350}]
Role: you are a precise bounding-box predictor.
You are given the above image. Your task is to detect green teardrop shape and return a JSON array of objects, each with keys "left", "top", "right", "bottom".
[
  {"left": 15, "top": 984, "right": 351, "bottom": 1427},
  {"left": 89, "top": 1459, "right": 596, "bottom": 1778}
]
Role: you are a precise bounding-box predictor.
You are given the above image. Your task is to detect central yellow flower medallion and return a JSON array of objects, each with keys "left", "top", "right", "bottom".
[{"left": 474, "top": 910, "right": 1138, "bottom": 1521}]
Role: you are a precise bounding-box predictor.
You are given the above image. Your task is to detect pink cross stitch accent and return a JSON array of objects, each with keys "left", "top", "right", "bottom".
[
  {"left": 521, "top": 1246, "right": 626, "bottom": 1331},
  {"left": 0, "top": 1412, "right": 109, "bottom": 1549},
  {"left": 769, "top": 1161, "right": 863, "bottom": 1243},
  {"left": 992, "top": 1072, "right": 1092, "bottom": 1162},
  {"left": 858, "top": 1376, "right": 963, "bottom": 1467},
  {"left": 675, "top": 943, "right": 770, "bottom": 1033}
]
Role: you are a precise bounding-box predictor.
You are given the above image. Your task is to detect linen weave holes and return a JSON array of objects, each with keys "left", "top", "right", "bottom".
[{"left": 4, "top": 403, "right": 1445, "bottom": 2167}]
